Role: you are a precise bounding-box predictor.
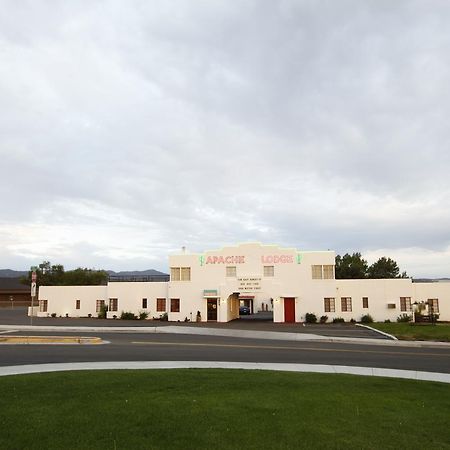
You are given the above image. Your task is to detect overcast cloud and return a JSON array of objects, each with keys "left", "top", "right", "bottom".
[{"left": 1, "top": 0, "right": 450, "bottom": 277}]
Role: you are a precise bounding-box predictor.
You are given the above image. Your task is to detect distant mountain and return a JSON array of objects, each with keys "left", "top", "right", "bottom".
[
  {"left": 107, "top": 269, "right": 168, "bottom": 276},
  {"left": 0, "top": 268, "right": 168, "bottom": 278},
  {"left": 0, "top": 269, "right": 28, "bottom": 278}
]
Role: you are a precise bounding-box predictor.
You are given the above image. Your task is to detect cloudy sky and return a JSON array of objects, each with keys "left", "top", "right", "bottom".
[{"left": 1, "top": 0, "right": 449, "bottom": 277}]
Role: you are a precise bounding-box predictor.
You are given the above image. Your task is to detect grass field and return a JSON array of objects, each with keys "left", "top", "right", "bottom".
[
  {"left": 369, "top": 322, "right": 450, "bottom": 341},
  {"left": 0, "top": 369, "right": 449, "bottom": 449}
]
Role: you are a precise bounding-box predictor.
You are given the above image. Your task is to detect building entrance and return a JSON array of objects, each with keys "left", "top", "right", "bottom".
[
  {"left": 284, "top": 297, "right": 295, "bottom": 323},
  {"left": 207, "top": 299, "right": 218, "bottom": 321}
]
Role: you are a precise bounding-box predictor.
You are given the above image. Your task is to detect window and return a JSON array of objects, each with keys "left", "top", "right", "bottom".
[
  {"left": 170, "top": 298, "right": 180, "bottom": 312},
  {"left": 96, "top": 300, "right": 105, "bottom": 313},
  {"left": 76, "top": 299, "right": 80, "bottom": 310},
  {"left": 156, "top": 298, "right": 166, "bottom": 312},
  {"left": 142, "top": 298, "right": 148, "bottom": 309},
  {"left": 226, "top": 266, "right": 237, "bottom": 277},
  {"left": 341, "top": 297, "right": 352, "bottom": 312},
  {"left": 312, "top": 265, "right": 322, "bottom": 279},
  {"left": 362, "top": 297, "right": 369, "bottom": 308},
  {"left": 263, "top": 266, "right": 274, "bottom": 277},
  {"left": 109, "top": 298, "right": 118, "bottom": 312},
  {"left": 324, "top": 298, "right": 335, "bottom": 313},
  {"left": 39, "top": 300, "right": 48, "bottom": 312},
  {"left": 171, "top": 267, "right": 191, "bottom": 281},
  {"left": 323, "top": 265, "right": 334, "bottom": 279},
  {"left": 181, "top": 267, "right": 191, "bottom": 281},
  {"left": 400, "top": 297, "right": 411, "bottom": 312},
  {"left": 428, "top": 298, "right": 439, "bottom": 313}
]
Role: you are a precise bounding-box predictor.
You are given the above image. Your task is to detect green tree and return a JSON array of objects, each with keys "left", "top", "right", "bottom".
[
  {"left": 21, "top": 262, "right": 108, "bottom": 287},
  {"left": 335, "top": 253, "right": 368, "bottom": 279},
  {"left": 367, "top": 257, "right": 407, "bottom": 279}
]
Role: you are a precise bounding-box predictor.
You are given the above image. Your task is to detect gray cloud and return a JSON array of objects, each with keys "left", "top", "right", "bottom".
[{"left": 1, "top": 0, "right": 450, "bottom": 277}]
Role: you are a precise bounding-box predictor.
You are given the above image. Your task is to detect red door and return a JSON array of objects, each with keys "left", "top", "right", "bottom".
[{"left": 284, "top": 298, "right": 295, "bottom": 323}]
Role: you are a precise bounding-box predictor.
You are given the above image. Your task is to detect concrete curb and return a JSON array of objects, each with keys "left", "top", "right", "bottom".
[
  {"left": 0, "top": 335, "right": 103, "bottom": 345},
  {"left": 1, "top": 324, "right": 449, "bottom": 348},
  {"left": 356, "top": 323, "right": 398, "bottom": 340},
  {"left": 0, "top": 361, "right": 449, "bottom": 384}
]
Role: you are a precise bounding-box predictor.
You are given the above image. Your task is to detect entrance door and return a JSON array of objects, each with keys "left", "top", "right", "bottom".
[
  {"left": 284, "top": 298, "right": 295, "bottom": 323},
  {"left": 207, "top": 299, "right": 218, "bottom": 321}
]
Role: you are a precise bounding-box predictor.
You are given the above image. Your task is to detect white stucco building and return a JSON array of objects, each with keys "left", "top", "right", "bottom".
[{"left": 37, "top": 242, "right": 450, "bottom": 323}]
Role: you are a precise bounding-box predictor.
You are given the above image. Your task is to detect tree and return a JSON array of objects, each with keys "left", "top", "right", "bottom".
[
  {"left": 21, "top": 262, "right": 108, "bottom": 287},
  {"left": 335, "top": 253, "right": 368, "bottom": 279},
  {"left": 367, "top": 257, "right": 407, "bottom": 279}
]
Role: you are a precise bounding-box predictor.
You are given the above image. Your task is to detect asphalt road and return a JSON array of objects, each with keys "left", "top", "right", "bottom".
[
  {"left": 2, "top": 307, "right": 449, "bottom": 374},
  {"left": 1, "top": 330, "right": 450, "bottom": 374}
]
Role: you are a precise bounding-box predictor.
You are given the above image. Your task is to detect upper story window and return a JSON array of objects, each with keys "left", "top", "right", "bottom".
[
  {"left": 263, "top": 266, "right": 274, "bottom": 277},
  {"left": 226, "top": 266, "right": 237, "bottom": 277},
  {"left": 171, "top": 267, "right": 191, "bottom": 281},
  {"left": 312, "top": 265, "right": 322, "bottom": 279},
  {"left": 312, "top": 265, "right": 335, "bottom": 279},
  {"left": 323, "top": 265, "right": 334, "bottom": 279}
]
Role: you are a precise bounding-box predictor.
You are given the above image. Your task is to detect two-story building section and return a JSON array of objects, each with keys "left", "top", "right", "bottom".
[{"left": 37, "top": 242, "right": 450, "bottom": 323}]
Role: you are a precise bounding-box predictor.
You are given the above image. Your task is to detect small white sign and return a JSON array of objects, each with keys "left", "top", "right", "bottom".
[
  {"left": 238, "top": 277, "right": 261, "bottom": 292},
  {"left": 31, "top": 282, "right": 37, "bottom": 297}
]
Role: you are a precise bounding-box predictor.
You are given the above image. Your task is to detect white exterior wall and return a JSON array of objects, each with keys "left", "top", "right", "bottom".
[
  {"left": 35, "top": 243, "right": 450, "bottom": 322},
  {"left": 37, "top": 285, "right": 107, "bottom": 317},
  {"left": 106, "top": 282, "right": 168, "bottom": 319}
]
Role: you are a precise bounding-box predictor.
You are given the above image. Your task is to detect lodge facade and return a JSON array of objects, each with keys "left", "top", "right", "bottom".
[{"left": 37, "top": 242, "right": 450, "bottom": 322}]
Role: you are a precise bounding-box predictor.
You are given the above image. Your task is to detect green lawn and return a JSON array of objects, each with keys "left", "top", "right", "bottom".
[
  {"left": 369, "top": 322, "right": 450, "bottom": 341},
  {"left": 0, "top": 369, "right": 449, "bottom": 449}
]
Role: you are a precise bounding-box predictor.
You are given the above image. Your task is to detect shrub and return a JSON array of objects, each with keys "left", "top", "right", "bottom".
[
  {"left": 97, "top": 304, "right": 108, "bottom": 319},
  {"left": 332, "top": 317, "right": 345, "bottom": 323},
  {"left": 120, "top": 311, "right": 138, "bottom": 320},
  {"left": 360, "top": 314, "right": 374, "bottom": 324},
  {"left": 138, "top": 311, "right": 149, "bottom": 320},
  {"left": 319, "top": 315, "right": 328, "bottom": 324},
  {"left": 384, "top": 319, "right": 391, "bottom": 323},
  {"left": 397, "top": 313, "right": 412, "bottom": 323},
  {"left": 350, "top": 318, "right": 356, "bottom": 323},
  {"left": 160, "top": 312, "right": 168, "bottom": 321},
  {"left": 50, "top": 313, "right": 57, "bottom": 318},
  {"left": 305, "top": 313, "right": 317, "bottom": 323}
]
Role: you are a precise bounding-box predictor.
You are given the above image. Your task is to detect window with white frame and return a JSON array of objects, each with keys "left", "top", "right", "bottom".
[
  {"left": 226, "top": 266, "right": 237, "bottom": 277},
  {"left": 341, "top": 297, "right": 352, "bottom": 312},
  {"left": 263, "top": 266, "right": 274, "bottom": 277},
  {"left": 109, "top": 298, "right": 118, "bottom": 312},
  {"left": 323, "top": 265, "right": 334, "bottom": 279},
  {"left": 362, "top": 297, "right": 369, "bottom": 308},
  {"left": 96, "top": 300, "right": 105, "bottom": 313},
  {"left": 311, "top": 265, "right": 322, "bottom": 279},
  {"left": 171, "top": 267, "right": 191, "bottom": 281},
  {"left": 400, "top": 297, "right": 411, "bottom": 312},
  {"left": 324, "top": 298, "right": 335, "bottom": 313},
  {"left": 39, "top": 300, "right": 48, "bottom": 312},
  {"left": 427, "top": 298, "right": 439, "bottom": 313}
]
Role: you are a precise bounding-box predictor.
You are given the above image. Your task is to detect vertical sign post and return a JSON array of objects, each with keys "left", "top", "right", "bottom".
[{"left": 31, "top": 269, "right": 37, "bottom": 326}]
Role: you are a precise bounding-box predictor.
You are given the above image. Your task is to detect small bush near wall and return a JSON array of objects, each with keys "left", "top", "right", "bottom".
[
  {"left": 332, "top": 317, "right": 345, "bottom": 323},
  {"left": 319, "top": 315, "right": 328, "bottom": 324},
  {"left": 120, "top": 311, "right": 138, "bottom": 320},
  {"left": 397, "top": 313, "right": 412, "bottom": 323},
  {"left": 305, "top": 313, "right": 317, "bottom": 323},
  {"left": 138, "top": 311, "right": 149, "bottom": 320},
  {"left": 160, "top": 312, "right": 168, "bottom": 321},
  {"left": 98, "top": 304, "right": 107, "bottom": 319},
  {"left": 361, "top": 314, "right": 373, "bottom": 323},
  {"left": 51, "top": 313, "right": 57, "bottom": 318}
]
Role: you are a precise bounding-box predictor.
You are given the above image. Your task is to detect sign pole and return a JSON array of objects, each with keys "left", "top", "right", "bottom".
[{"left": 31, "top": 269, "right": 37, "bottom": 326}]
